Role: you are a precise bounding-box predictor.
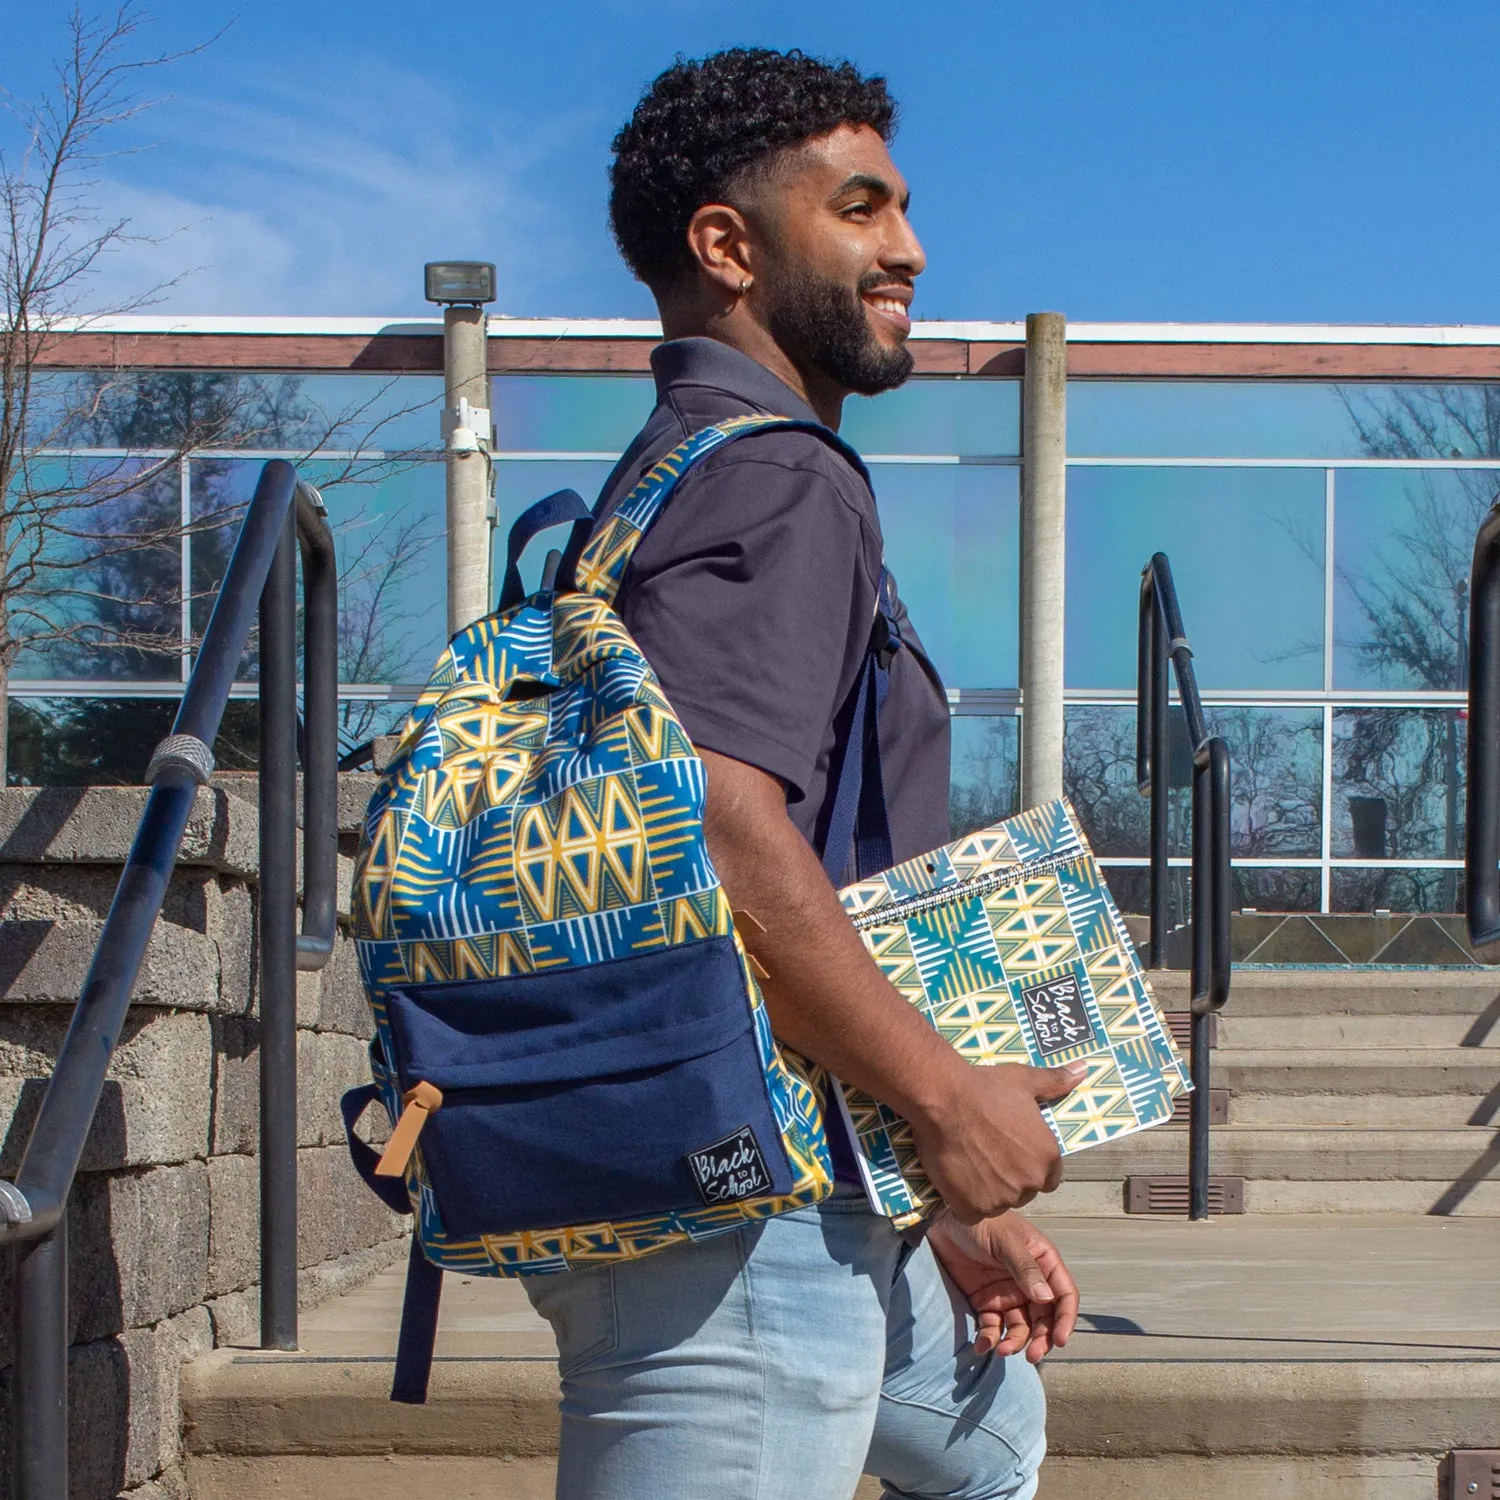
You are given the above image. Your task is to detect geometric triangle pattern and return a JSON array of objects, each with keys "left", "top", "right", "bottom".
[
  {"left": 835, "top": 798, "right": 1191, "bottom": 1228},
  {"left": 352, "top": 419, "right": 845, "bottom": 1279}
]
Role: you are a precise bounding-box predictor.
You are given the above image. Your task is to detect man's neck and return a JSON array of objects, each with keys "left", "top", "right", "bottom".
[{"left": 659, "top": 311, "right": 846, "bottom": 430}]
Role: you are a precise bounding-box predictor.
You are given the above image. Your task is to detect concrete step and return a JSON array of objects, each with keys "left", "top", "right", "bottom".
[
  {"left": 1069, "top": 1125, "right": 1499, "bottom": 1180},
  {"left": 1220, "top": 1013, "right": 1500, "bottom": 1048},
  {"left": 182, "top": 1452, "right": 1455, "bottom": 1500},
  {"left": 1033, "top": 1174, "right": 1500, "bottom": 1216},
  {"left": 1206, "top": 1048, "right": 1499, "bottom": 1128},
  {"left": 180, "top": 1216, "right": 1500, "bottom": 1500},
  {"left": 1150, "top": 967, "right": 1500, "bottom": 1019}
]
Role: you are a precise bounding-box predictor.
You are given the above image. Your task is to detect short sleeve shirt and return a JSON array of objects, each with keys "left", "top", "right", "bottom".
[{"left": 593, "top": 338, "right": 952, "bottom": 870}]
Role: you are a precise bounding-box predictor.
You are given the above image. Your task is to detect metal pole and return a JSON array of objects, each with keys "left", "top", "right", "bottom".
[
  {"left": 1189, "top": 755, "right": 1213, "bottom": 1220},
  {"left": 1149, "top": 597, "right": 1170, "bottom": 968},
  {"left": 1019, "top": 311, "right": 1067, "bottom": 808},
  {"left": 1466, "top": 502, "right": 1500, "bottom": 959},
  {"left": 12, "top": 1219, "right": 67, "bottom": 1500},
  {"left": 294, "top": 485, "right": 339, "bottom": 972},
  {"left": 444, "top": 305, "right": 493, "bottom": 633},
  {"left": 259, "top": 509, "right": 299, "bottom": 1350}
]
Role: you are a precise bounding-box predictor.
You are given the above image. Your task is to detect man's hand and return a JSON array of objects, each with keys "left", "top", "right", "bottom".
[
  {"left": 926, "top": 1210, "right": 1079, "bottom": 1365},
  {"left": 907, "top": 1061, "right": 1083, "bottom": 1223}
]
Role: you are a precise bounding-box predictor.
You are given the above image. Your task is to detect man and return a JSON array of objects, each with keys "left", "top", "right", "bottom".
[{"left": 523, "top": 48, "right": 1081, "bottom": 1500}]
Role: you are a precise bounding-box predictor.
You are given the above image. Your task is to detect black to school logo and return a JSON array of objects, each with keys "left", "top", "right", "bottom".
[
  {"left": 1018, "top": 972, "right": 1098, "bottom": 1058},
  {"left": 686, "top": 1125, "right": 772, "bottom": 1206}
]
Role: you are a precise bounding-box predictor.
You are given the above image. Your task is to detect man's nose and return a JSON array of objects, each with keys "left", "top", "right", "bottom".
[{"left": 884, "top": 210, "right": 926, "bottom": 279}]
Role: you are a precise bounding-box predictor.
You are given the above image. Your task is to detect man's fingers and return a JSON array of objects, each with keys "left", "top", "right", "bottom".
[
  {"left": 993, "top": 1305, "right": 1029, "bottom": 1357},
  {"left": 1027, "top": 1061, "right": 1088, "bottom": 1104},
  {"left": 1046, "top": 1256, "right": 1080, "bottom": 1345},
  {"left": 1003, "top": 1247, "right": 1053, "bottom": 1305}
]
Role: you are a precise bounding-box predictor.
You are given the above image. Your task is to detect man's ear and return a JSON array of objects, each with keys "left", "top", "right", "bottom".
[{"left": 685, "top": 203, "right": 754, "bottom": 299}]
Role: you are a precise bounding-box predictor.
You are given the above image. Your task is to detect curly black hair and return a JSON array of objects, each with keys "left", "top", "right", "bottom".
[{"left": 609, "top": 48, "right": 897, "bottom": 292}]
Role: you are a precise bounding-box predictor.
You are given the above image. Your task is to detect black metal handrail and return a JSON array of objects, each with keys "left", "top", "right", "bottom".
[
  {"left": 1466, "top": 501, "right": 1500, "bottom": 961},
  {"left": 1, "top": 460, "right": 338, "bottom": 1500},
  {"left": 1137, "top": 552, "right": 1232, "bottom": 1221}
]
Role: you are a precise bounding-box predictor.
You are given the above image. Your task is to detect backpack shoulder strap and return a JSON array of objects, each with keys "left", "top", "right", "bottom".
[{"left": 571, "top": 414, "right": 868, "bottom": 606}]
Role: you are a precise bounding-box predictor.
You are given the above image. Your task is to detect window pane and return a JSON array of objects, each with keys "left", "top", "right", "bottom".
[
  {"left": 949, "top": 715, "right": 1018, "bottom": 838},
  {"left": 1331, "top": 867, "right": 1462, "bottom": 915},
  {"left": 1066, "top": 466, "right": 1325, "bottom": 690},
  {"left": 879, "top": 466, "right": 1018, "bottom": 687},
  {"left": 1333, "top": 468, "right": 1491, "bottom": 690},
  {"left": 318, "top": 461, "right": 447, "bottom": 687},
  {"left": 1332, "top": 707, "right": 1464, "bottom": 860},
  {"left": 1065, "top": 706, "right": 1147, "bottom": 857},
  {"left": 10, "top": 456, "right": 182, "bottom": 682},
  {"left": 190, "top": 456, "right": 447, "bottom": 687},
  {"left": 32, "top": 372, "right": 442, "bottom": 454},
  {"left": 7, "top": 696, "right": 258, "bottom": 784},
  {"left": 494, "top": 376, "right": 654, "bottom": 453},
  {"left": 1069, "top": 381, "right": 1500, "bottom": 459},
  {"left": 1067, "top": 704, "right": 1322, "bottom": 863},
  {"left": 842, "top": 380, "right": 1019, "bottom": 457},
  {"left": 1212, "top": 706, "right": 1323, "bottom": 859},
  {"left": 1232, "top": 868, "right": 1320, "bottom": 913}
]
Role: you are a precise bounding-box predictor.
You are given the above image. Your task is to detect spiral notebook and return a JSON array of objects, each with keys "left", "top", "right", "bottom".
[{"left": 833, "top": 799, "right": 1191, "bottom": 1227}]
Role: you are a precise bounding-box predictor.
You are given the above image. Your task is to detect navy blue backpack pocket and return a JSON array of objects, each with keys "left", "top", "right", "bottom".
[{"left": 382, "top": 935, "right": 794, "bottom": 1238}]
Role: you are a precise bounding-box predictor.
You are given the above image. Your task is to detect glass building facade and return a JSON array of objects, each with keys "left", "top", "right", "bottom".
[{"left": 15, "top": 325, "right": 1498, "bottom": 915}]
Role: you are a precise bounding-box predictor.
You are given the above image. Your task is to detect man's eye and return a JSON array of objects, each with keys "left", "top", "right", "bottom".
[{"left": 842, "top": 202, "right": 874, "bottom": 218}]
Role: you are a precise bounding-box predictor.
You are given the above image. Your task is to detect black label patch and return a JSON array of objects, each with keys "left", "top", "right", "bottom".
[
  {"left": 1018, "top": 972, "right": 1098, "bottom": 1058},
  {"left": 686, "top": 1125, "right": 773, "bottom": 1206}
]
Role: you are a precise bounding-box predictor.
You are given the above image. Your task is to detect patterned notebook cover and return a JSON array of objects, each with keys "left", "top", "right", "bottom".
[{"left": 834, "top": 798, "right": 1191, "bottom": 1226}]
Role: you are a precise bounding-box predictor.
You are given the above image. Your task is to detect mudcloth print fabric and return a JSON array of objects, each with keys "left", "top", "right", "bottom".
[
  {"left": 352, "top": 417, "right": 836, "bottom": 1279},
  {"left": 836, "top": 799, "right": 1191, "bottom": 1228}
]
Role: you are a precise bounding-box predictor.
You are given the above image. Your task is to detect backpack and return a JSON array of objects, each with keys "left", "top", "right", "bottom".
[{"left": 341, "top": 414, "right": 902, "bottom": 1402}]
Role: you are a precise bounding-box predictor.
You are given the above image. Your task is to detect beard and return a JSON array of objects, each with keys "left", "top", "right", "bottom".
[{"left": 763, "top": 266, "right": 914, "bottom": 396}]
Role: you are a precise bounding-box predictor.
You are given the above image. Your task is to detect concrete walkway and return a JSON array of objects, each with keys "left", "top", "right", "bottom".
[
  {"left": 289, "top": 1214, "right": 1500, "bottom": 1364},
  {"left": 185, "top": 1215, "right": 1500, "bottom": 1500}
]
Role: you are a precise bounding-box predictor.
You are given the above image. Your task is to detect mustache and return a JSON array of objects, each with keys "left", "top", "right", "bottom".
[{"left": 856, "top": 272, "right": 914, "bottom": 295}]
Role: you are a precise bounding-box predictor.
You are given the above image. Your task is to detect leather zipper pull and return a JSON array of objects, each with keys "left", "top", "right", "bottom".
[{"left": 374, "top": 1081, "right": 444, "bottom": 1178}]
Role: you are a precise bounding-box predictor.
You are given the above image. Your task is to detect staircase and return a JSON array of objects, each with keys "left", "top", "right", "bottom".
[
  {"left": 175, "top": 963, "right": 1500, "bottom": 1500},
  {"left": 1038, "top": 968, "right": 1500, "bottom": 1217}
]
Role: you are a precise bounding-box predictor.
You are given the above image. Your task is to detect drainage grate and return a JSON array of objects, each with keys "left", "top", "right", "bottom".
[
  {"left": 1163, "top": 1011, "right": 1219, "bottom": 1049},
  {"left": 1169, "top": 1088, "right": 1229, "bottom": 1125},
  {"left": 1124, "top": 1175, "right": 1245, "bottom": 1214},
  {"left": 1440, "top": 1450, "right": 1500, "bottom": 1498}
]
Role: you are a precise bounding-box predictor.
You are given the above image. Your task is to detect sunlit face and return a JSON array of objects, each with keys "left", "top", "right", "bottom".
[{"left": 747, "top": 123, "right": 926, "bottom": 396}]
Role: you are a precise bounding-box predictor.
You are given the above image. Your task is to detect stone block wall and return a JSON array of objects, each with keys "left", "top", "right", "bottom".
[{"left": 0, "top": 782, "right": 404, "bottom": 1499}]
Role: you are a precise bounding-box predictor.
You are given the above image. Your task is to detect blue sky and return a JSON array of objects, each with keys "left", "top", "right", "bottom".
[{"left": 5, "top": 0, "right": 1500, "bottom": 323}]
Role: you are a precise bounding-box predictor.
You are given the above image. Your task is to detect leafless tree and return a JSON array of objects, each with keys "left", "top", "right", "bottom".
[
  {"left": 0, "top": 7, "right": 220, "bottom": 779},
  {"left": 1, "top": 10, "right": 442, "bottom": 783}
]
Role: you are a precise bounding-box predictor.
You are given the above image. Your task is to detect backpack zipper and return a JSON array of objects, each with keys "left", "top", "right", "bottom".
[{"left": 848, "top": 850, "right": 1083, "bottom": 932}]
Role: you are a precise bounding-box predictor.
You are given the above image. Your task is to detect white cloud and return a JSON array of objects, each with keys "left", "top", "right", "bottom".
[{"left": 75, "top": 58, "right": 585, "bottom": 316}]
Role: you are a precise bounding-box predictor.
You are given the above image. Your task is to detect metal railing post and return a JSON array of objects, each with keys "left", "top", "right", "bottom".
[
  {"left": 12, "top": 1218, "right": 67, "bottom": 1500},
  {"left": 1137, "top": 553, "right": 1233, "bottom": 1217},
  {"left": 259, "top": 507, "right": 299, "bottom": 1350},
  {"left": 1138, "top": 571, "right": 1170, "bottom": 968},
  {"left": 295, "top": 483, "right": 339, "bottom": 972},
  {"left": 1465, "top": 502, "right": 1500, "bottom": 960}
]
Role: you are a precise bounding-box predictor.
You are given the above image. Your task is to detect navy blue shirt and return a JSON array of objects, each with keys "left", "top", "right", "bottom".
[{"left": 595, "top": 338, "right": 952, "bottom": 870}]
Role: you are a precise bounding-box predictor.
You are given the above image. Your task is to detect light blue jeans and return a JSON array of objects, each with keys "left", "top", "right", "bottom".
[{"left": 523, "top": 1186, "right": 1047, "bottom": 1499}]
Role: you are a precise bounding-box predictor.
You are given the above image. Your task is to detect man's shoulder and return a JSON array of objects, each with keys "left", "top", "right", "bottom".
[{"left": 681, "top": 420, "right": 874, "bottom": 516}]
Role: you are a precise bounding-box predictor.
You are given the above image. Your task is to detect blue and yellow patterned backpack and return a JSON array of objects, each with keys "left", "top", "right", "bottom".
[{"left": 342, "top": 416, "right": 882, "bottom": 1402}]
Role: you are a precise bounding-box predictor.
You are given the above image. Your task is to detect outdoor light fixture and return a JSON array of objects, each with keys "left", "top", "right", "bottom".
[{"left": 424, "top": 261, "right": 497, "bottom": 306}]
